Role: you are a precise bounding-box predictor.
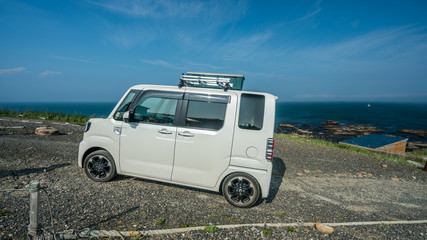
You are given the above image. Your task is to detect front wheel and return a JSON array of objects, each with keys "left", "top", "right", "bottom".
[
  {"left": 222, "top": 173, "right": 260, "bottom": 208},
  {"left": 84, "top": 150, "right": 116, "bottom": 182}
]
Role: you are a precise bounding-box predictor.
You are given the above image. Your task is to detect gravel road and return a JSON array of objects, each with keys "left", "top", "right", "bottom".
[{"left": 1, "top": 117, "right": 426, "bottom": 239}]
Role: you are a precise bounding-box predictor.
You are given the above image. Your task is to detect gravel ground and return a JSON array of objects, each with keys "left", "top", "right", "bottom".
[{"left": 1, "top": 117, "right": 426, "bottom": 239}]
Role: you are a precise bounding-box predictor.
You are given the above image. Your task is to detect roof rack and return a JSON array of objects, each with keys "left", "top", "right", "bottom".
[{"left": 178, "top": 72, "right": 245, "bottom": 91}]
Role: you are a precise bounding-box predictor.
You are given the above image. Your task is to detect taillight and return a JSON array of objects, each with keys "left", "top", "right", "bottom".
[{"left": 266, "top": 138, "right": 274, "bottom": 161}]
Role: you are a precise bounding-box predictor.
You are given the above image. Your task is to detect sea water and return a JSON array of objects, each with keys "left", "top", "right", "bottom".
[{"left": 1, "top": 101, "right": 426, "bottom": 142}]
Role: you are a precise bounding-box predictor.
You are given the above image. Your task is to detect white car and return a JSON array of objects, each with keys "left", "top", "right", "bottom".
[{"left": 78, "top": 72, "right": 277, "bottom": 207}]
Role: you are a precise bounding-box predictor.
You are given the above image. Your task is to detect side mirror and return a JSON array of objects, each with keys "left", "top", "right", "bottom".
[{"left": 123, "top": 111, "right": 131, "bottom": 122}]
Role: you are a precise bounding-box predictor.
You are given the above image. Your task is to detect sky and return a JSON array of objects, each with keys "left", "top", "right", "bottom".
[{"left": 1, "top": 0, "right": 427, "bottom": 103}]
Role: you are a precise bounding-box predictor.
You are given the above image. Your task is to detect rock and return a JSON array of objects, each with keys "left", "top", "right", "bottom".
[
  {"left": 35, "top": 126, "right": 59, "bottom": 136},
  {"left": 325, "top": 120, "right": 339, "bottom": 125},
  {"left": 295, "top": 129, "right": 313, "bottom": 135},
  {"left": 407, "top": 160, "right": 424, "bottom": 168},
  {"left": 303, "top": 170, "right": 310, "bottom": 174},
  {"left": 279, "top": 123, "right": 296, "bottom": 128},
  {"left": 413, "top": 143, "right": 427, "bottom": 148},
  {"left": 297, "top": 172, "right": 303, "bottom": 176},
  {"left": 398, "top": 129, "right": 427, "bottom": 138},
  {"left": 392, "top": 176, "right": 399, "bottom": 181},
  {"left": 315, "top": 223, "right": 334, "bottom": 234},
  {"left": 381, "top": 164, "right": 388, "bottom": 168}
]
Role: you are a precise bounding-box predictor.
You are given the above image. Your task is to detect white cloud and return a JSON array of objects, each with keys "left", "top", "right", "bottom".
[
  {"left": 39, "top": 70, "right": 62, "bottom": 78},
  {"left": 0, "top": 67, "right": 26, "bottom": 76}
]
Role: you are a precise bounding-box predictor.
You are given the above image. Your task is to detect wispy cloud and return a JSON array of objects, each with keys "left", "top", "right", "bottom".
[
  {"left": 86, "top": 0, "right": 206, "bottom": 18},
  {"left": 50, "top": 55, "right": 91, "bottom": 63},
  {"left": 39, "top": 70, "right": 62, "bottom": 78},
  {"left": 0, "top": 67, "right": 26, "bottom": 76},
  {"left": 140, "top": 59, "right": 225, "bottom": 71},
  {"left": 289, "top": 0, "right": 322, "bottom": 23},
  {"left": 292, "top": 25, "right": 427, "bottom": 66}
]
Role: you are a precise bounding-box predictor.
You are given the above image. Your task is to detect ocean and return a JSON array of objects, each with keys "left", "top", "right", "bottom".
[{"left": 1, "top": 101, "right": 426, "bottom": 143}]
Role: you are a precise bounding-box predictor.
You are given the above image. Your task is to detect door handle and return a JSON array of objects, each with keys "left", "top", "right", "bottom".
[
  {"left": 178, "top": 131, "right": 194, "bottom": 137},
  {"left": 158, "top": 129, "right": 172, "bottom": 135}
]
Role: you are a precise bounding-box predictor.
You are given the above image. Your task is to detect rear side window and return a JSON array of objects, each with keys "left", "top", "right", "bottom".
[
  {"left": 238, "top": 94, "right": 265, "bottom": 130},
  {"left": 184, "top": 94, "right": 229, "bottom": 131},
  {"left": 114, "top": 90, "right": 139, "bottom": 121}
]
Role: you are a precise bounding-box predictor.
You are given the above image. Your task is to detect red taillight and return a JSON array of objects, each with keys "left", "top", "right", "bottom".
[{"left": 266, "top": 138, "right": 274, "bottom": 161}]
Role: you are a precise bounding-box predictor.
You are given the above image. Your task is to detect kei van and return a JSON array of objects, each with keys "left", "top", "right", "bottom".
[{"left": 78, "top": 72, "right": 277, "bottom": 207}]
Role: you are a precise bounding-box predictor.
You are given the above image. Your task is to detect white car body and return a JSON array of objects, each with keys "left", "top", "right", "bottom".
[{"left": 78, "top": 83, "right": 276, "bottom": 207}]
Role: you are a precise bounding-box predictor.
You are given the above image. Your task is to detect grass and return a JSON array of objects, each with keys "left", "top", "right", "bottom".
[
  {"left": 156, "top": 218, "right": 166, "bottom": 226},
  {"left": 286, "top": 226, "right": 297, "bottom": 232},
  {"left": 204, "top": 224, "right": 219, "bottom": 233},
  {"left": 0, "top": 109, "right": 91, "bottom": 126},
  {"left": 261, "top": 226, "right": 272, "bottom": 236},
  {"left": 278, "top": 133, "right": 424, "bottom": 166}
]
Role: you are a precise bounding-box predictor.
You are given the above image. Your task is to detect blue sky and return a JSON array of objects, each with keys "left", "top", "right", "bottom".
[{"left": 1, "top": 0, "right": 427, "bottom": 102}]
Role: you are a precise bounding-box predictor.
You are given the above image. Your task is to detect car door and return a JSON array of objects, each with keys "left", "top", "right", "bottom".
[
  {"left": 120, "top": 90, "right": 183, "bottom": 180},
  {"left": 172, "top": 91, "right": 237, "bottom": 188}
]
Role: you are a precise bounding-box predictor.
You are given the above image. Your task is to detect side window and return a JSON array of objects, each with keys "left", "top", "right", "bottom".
[
  {"left": 134, "top": 96, "right": 178, "bottom": 125},
  {"left": 238, "top": 94, "right": 265, "bottom": 130},
  {"left": 185, "top": 95, "right": 228, "bottom": 130},
  {"left": 114, "top": 90, "right": 139, "bottom": 121}
]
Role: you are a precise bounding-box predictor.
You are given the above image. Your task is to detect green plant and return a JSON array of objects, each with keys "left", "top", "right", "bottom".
[
  {"left": 275, "top": 212, "right": 286, "bottom": 217},
  {"left": 0, "top": 209, "right": 11, "bottom": 217},
  {"left": 131, "top": 233, "right": 144, "bottom": 240},
  {"left": 180, "top": 223, "right": 193, "bottom": 228},
  {"left": 261, "top": 227, "right": 272, "bottom": 236},
  {"left": 204, "top": 224, "right": 219, "bottom": 233},
  {"left": 278, "top": 134, "right": 414, "bottom": 166},
  {"left": 226, "top": 217, "right": 235, "bottom": 222},
  {"left": 156, "top": 218, "right": 166, "bottom": 226},
  {"left": 286, "top": 226, "right": 297, "bottom": 232}
]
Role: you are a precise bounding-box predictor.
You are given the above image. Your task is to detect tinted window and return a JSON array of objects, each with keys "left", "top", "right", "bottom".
[
  {"left": 134, "top": 96, "right": 178, "bottom": 125},
  {"left": 185, "top": 100, "right": 227, "bottom": 130},
  {"left": 238, "top": 94, "right": 265, "bottom": 130},
  {"left": 114, "top": 90, "right": 139, "bottom": 121}
]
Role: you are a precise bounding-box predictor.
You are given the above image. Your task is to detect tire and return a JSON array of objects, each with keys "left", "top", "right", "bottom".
[
  {"left": 84, "top": 150, "right": 117, "bottom": 182},
  {"left": 222, "top": 173, "right": 260, "bottom": 208}
]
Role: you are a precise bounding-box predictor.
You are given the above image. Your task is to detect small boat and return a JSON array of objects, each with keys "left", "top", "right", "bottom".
[{"left": 367, "top": 104, "right": 371, "bottom": 108}]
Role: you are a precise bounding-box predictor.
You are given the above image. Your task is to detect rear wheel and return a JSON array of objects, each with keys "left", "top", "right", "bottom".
[
  {"left": 84, "top": 150, "right": 116, "bottom": 182},
  {"left": 222, "top": 173, "right": 260, "bottom": 208}
]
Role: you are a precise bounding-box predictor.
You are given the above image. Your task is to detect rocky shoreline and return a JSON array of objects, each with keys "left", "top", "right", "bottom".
[{"left": 277, "top": 120, "right": 427, "bottom": 151}]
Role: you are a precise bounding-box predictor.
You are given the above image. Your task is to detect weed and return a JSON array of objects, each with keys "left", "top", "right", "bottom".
[
  {"left": 98, "top": 221, "right": 109, "bottom": 229},
  {"left": 0, "top": 109, "right": 90, "bottom": 126},
  {"left": 0, "top": 209, "right": 11, "bottom": 217},
  {"left": 210, "top": 213, "right": 217, "bottom": 217},
  {"left": 275, "top": 212, "right": 286, "bottom": 217},
  {"left": 156, "top": 218, "right": 166, "bottom": 226},
  {"left": 131, "top": 233, "right": 144, "bottom": 240},
  {"left": 204, "top": 224, "right": 219, "bottom": 233},
  {"left": 278, "top": 134, "right": 414, "bottom": 165},
  {"left": 286, "top": 226, "right": 297, "bottom": 232},
  {"left": 261, "top": 227, "right": 272, "bottom": 236},
  {"left": 180, "top": 223, "right": 193, "bottom": 228},
  {"left": 140, "top": 211, "right": 147, "bottom": 216},
  {"left": 226, "top": 217, "right": 235, "bottom": 222},
  {"left": 20, "top": 235, "right": 27, "bottom": 239}
]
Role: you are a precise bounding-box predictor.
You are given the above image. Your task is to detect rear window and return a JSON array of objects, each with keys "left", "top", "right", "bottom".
[{"left": 238, "top": 94, "right": 265, "bottom": 130}]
